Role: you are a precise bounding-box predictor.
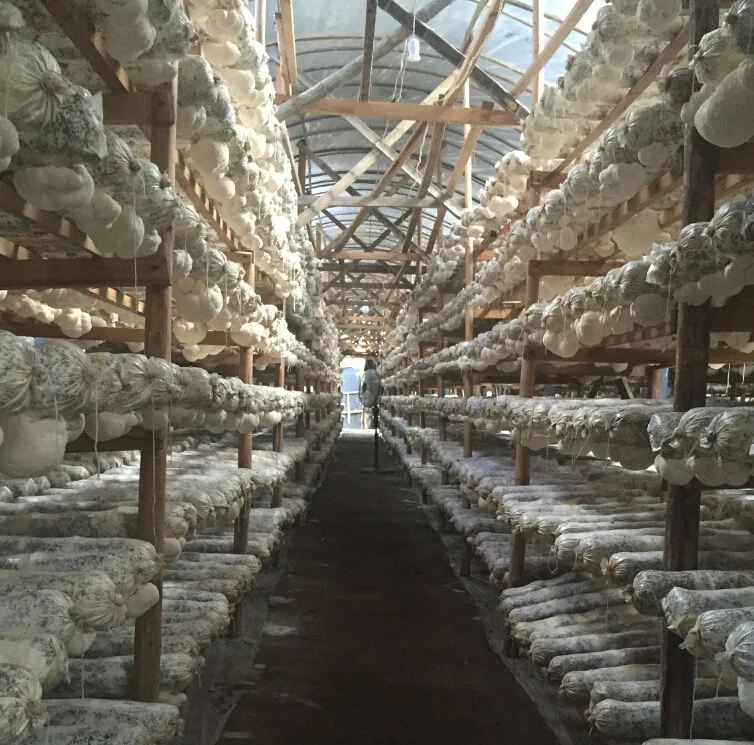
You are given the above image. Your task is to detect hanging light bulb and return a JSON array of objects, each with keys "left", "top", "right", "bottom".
[{"left": 407, "top": 34, "right": 421, "bottom": 62}]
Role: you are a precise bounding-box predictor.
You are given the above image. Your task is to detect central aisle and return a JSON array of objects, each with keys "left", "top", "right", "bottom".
[{"left": 220, "top": 431, "right": 554, "bottom": 745}]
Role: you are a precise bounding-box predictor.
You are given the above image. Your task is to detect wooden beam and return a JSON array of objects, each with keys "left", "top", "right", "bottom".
[
  {"left": 0, "top": 256, "right": 171, "bottom": 290},
  {"left": 377, "top": 0, "right": 525, "bottom": 119},
  {"left": 273, "top": 95, "right": 520, "bottom": 126},
  {"left": 341, "top": 315, "right": 389, "bottom": 323},
  {"left": 102, "top": 90, "right": 175, "bottom": 126},
  {"left": 328, "top": 251, "right": 423, "bottom": 261},
  {"left": 360, "top": 0, "right": 378, "bottom": 101},
  {"left": 543, "top": 26, "right": 687, "bottom": 185},
  {"left": 276, "top": 0, "right": 297, "bottom": 89},
  {"left": 40, "top": 0, "right": 130, "bottom": 94},
  {"left": 527, "top": 259, "right": 624, "bottom": 277},
  {"left": 510, "top": 0, "right": 594, "bottom": 98},
  {"left": 320, "top": 262, "right": 417, "bottom": 274},
  {"left": 298, "top": 194, "right": 437, "bottom": 208}
]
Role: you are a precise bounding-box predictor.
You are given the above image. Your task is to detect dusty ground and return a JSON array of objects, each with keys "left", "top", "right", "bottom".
[{"left": 207, "top": 431, "right": 555, "bottom": 745}]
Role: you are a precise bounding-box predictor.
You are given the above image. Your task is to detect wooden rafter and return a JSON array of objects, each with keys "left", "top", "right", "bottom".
[
  {"left": 276, "top": 0, "right": 297, "bottom": 90},
  {"left": 510, "top": 0, "right": 594, "bottom": 98},
  {"left": 376, "top": 0, "right": 525, "bottom": 119},
  {"left": 276, "top": 0, "right": 456, "bottom": 120},
  {"left": 273, "top": 95, "right": 520, "bottom": 126},
  {"left": 298, "top": 194, "right": 437, "bottom": 208},
  {"left": 301, "top": 143, "right": 424, "bottom": 256},
  {"left": 360, "top": 0, "right": 378, "bottom": 101}
]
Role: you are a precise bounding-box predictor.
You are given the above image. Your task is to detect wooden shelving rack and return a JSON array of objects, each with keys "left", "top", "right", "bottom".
[{"left": 382, "top": 0, "right": 754, "bottom": 739}]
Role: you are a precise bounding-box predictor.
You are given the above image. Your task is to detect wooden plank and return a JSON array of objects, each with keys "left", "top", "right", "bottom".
[
  {"left": 511, "top": 0, "right": 594, "bottom": 98},
  {"left": 274, "top": 94, "right": 521, "bottom": 126},
  {"left": 472, "top": 231, "right": 499, "bottom": 259},
  {"left": 544, "top": 27, "right": 687, "bottom": 185},
  {"left": 341, "top": 315, "right": 389, "bottom": 323},
  {"left": 40, "top": 0, "right": 130, "bottom": 93},
  {"left": 528, "top": 259, "right": 624, "bottom": 277},
  {"left": 320, "top": 262, "right": 418, "bottom": 274},
  {"left": 297, "top": 194, "right": 437, "bottom": 208},
  {"left": 360, "top": 0, "right": 378, "bottom": 101},
  {"left": 661, "top": 2, "right": 716, "bottom": 737},
  {"left": 0, "top": 256, "right": 171, "bottom": 290},
  {"left": 323, "top": 280, "right": 412, "bottom": 290}
]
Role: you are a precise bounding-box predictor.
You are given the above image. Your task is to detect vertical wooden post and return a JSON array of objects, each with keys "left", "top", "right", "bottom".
[
  {"left": 273, "top": 359, "right": 285, "bottom": 454},
  {"left": 134, "top": 82, "right": 176, "bottom": 703},
  {"left": 232, "top": 262, "right": 254, "bottom": 637},
  {"left": 462, "top": 79, "right": 475, "bottom": 461},
  {"left": 298, "top": 141, "right": 308, "bottom": 194},
  {"left": 660, "top": 1, "right": 716, "bottom": 735},
  {"left": 531, "top": 0, "right": 544, "bottom": 105},
  {"left": 507, "top": 268, "right": 539, "bottom": 591}
]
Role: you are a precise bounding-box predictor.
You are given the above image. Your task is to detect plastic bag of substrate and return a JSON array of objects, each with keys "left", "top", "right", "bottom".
[
  {"left": 0, "top": 631, "right": 67, "bottom": 691},
  {"left": 44, "top": 699, "right": 183, "bottom": 745},
  {"left": 604, "top": 550, "right": 754, "bottom": 585},
  {"left": 507, "top": 588, "right": 625, "bottom": 624},
  {"left": 0, "top": 570, "right": 125, "bottom": 631},
  {"left": 0, "top": 663, "right": 45, "bottom": 745},
  {"left": 587, "top": 676, "right": 732, "bottom": 713},
  {"left": 86, "top": 626, "right": 200, "bottom": 659},
  {"left": 717, "top": 620, "right": 754, "bottom": 681},
  {"left": 23, "top": 724, "right": 154, "bottom": 745},
  {"left": 547, "top": 645, "right": 661, "bottom": 681},
  {"left": 630, "top": 570, "right": 754, "bottom": 616},
  {"left": 0, "top": 590, "right": 77, "bottom": 646},
  {"left": 588, "top": 697, "right": 754, "bottom": 741},
  {"left": 663, "top": 586, "right": 754, "bottom": 637},
  {"left": 530, "top": 628, "right": 660, "bottom": 668},
  {"left": 49, "top": 653, "right": 199, "bottom": 699},
  {"left": 683, "top": 606, "right": 754, "bottom": 658}
]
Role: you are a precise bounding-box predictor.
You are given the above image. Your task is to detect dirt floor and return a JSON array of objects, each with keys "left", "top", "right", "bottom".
[{"left": 213, "top": 431, "right": 555, "bottom": 745}]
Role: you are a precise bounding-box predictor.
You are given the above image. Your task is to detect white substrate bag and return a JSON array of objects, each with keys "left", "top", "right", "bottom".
[
  {"left": 23, "top": 724, "right": 154, "bottom": 745},
  {"left": 630, "top": 570, "right": 754, "bottom": 616},
  {"left": 86, "top": 626, "right": 200, "bottom": 658},
  {"left": 0, "top": 570, "right": 125, "bottom": 631},
  {"left": 0, "top": 332, "right": 33, "bottom": 415},
  {"left": 684, "top": 607, "right": 754, "bottom": 658},
  {"left": 0, "top": 663, "right": 45, "bottom": 745},
  {"left": 531, "top": 629, "right": 659, "bottom": 668},
  {"left": 589, "top": 697, "right": 754, "bottom": 741},
  {"left": 559, "top": 663, "right": 661, "bottom": 703},
  {"left": 0, "top": 631, "right": 66, "bottom": 691},
  {"left": 718, "top": 621, "right": 754, "bottom": 681},
  {"left": 0, "top": 413, "right": 67, "bottom": 477},
  {"left": 44, "top": 699, "right": 183, "bottom": 745},
  {"left": 50, "top": 653, "right": 198, "bottom": 699},
  {"left": 507, "top": 589, "right": 625, "bottom": 624},
  {"left": 547, "top": 645, "right": 661, "bottom": 681},
  {"left": 664, "top": 587, "right": 754, "bottom": 637},
  {"left": 0, "top": 590, "right": 77, "bottom": 646},
  {"left": 588, "top": 677, "right": 729, "bottom": 711},
  {"left": 604, "top": 550, "right": 754, "bottom": 585}
]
